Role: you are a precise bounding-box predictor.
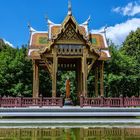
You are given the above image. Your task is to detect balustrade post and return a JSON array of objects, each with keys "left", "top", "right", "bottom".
[
  {"left": 39, "top": 95, "right": 43, "bottom": 107},
  {"left": 32, "top": 98, "right": 36, "bottom": 106},
  {"left": 120, "top": 95, "right": 123, "bottom": 107},
  {"left": 132, "top": 96, "right": 135, "bottom": 107},
  {"left": 125, "top": 96, "right": 128, "bottom": 107},
  {"left": 80, "top": 95, "right": 84, "bottom": 108},
  {"left": 60, "top": 94, "right": 64, "bottom": 107},
  {"left": 51, "top": 97, "right": 54, "bottom": 106},
  {"left": 60, "top": 98, "right": 63, "bottom": 108},
  {"left": 0, "top": 96, "right": 2, "bottom": 107},
  {"left": 101, "top": 96, "right": 104, "bottom": 107},
  {"left": 16, "top": 97, "right": 21, "bottom": 107},
  {"left": 15, "top": 98, "right": 18, "bottom": 107},
  {"left": 16, "top": 97, "right": 18, "bottom": 107},
  {"left": 123, "top": 97, "right": 126, "bottom": 107},
  {"left": 107, "top": 97, "right": 110, "bottom": 107},
  {"left": 18, "top": 97, "right": 22, "bottom": 107}
]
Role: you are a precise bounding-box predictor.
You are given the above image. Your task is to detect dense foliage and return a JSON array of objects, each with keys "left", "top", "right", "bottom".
[
  {"left": 0, "top": 44, "right": 32, "bottom": 97},
  {"left": 0, "top": 28, "right": 139, "bottom": 98}
]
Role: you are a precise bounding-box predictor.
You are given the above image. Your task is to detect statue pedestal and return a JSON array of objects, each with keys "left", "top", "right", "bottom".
[{"left": 64, "top": 98, "right": 73, "bottom": 106}]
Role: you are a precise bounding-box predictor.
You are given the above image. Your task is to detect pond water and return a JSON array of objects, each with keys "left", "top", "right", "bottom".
[{"left": 0, "top": 127, "right": 140, "bottom": 140}]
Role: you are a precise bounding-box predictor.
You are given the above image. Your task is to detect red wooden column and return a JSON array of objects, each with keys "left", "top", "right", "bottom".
[
  {"left": 100, "top": 61, "right": 104, "bottom": 97},
  {"left": 95, "top": 66, "right": 99, "bottom": 97},
  {"left": 82, "top": 49, "right": 87, "bottom": 96},
  {"left": 77, "top": 60, "right": 82, "bottom": 97},
  {"left": 33, "top": 60, "right": 39, "bottom": 98},
  {"left": 52, "top": 49, "right": 58, "bottom": 97}
]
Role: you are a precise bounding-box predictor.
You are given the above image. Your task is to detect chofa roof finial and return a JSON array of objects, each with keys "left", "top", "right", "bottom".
[
  {"left": 68, "top": 0, "right": 72, "bottom": 16},
  {"left": 100, "top": 25, "right": 108, "bottom": 38},
  {"left": 27, "top": 22, "right": 36, "bottom": 32}
]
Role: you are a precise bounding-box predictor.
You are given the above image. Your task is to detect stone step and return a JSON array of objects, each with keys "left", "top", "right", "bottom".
[
  {"left": 0, "top": 107, "right": 140, "bottom": 117},
  {"left": 0, "top": 107, "right": 140, "bottom": 112}
]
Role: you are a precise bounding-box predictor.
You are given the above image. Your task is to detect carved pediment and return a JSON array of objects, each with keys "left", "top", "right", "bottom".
[{"left": 56, "top": 24, "right": 84, "bottom": 44}]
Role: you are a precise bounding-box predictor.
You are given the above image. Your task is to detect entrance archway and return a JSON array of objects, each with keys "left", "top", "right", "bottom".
[
  {"left": 57, "top": 58, "right": 82, "bottom": 105},
  {"left": 57, "top": 71, "right": 77, "bottom": 105}
]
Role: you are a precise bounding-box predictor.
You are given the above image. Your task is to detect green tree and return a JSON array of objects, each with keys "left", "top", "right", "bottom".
[
  {"left": 122, "top": 28, "right": 140, "bottom": 62},
  {"left": 0, "top": 43, "right": 32, "bottom": 97},
  {"left": 104, "top": 36, "right": 139, "bottom": 97},
  {"left": 121, "top": 28, "right": 140, "bottom": 96}
]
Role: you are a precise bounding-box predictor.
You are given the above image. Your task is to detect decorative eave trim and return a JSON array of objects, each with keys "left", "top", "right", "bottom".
[
  {"left": 40, "top": 15, "right": 99, "bottom": 57},
  {"left": 28, "top": 48, "right": 40, "bottom": 56}
]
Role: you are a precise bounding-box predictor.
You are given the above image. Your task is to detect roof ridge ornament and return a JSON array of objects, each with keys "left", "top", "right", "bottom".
[
  {"left": 100, "top": 25, "right": 107, "bottom": 33},
  {"left": 80, "top": 16, "right": 91, "bottom": 36},
  {"left": 100, "top": 25, "right": 108, "bottom": 38},
  {"left": 45, "top": 15, "right": 55, "bottom": 25},
  {"left": 82, "top": 16, "right": 91, "bottom": 25},
  {"left": 28, "top": 23, "right": 36, "bottom": 32},
  {"left": 68, "top": 0, "right": 72, "bottom": 16},
  {"left": 99, "top": 25, "right": 108, "bottom": 46}
]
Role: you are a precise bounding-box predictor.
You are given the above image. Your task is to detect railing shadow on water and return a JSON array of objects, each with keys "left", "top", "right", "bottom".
[{"left": 0, "top": 127, "right": 140, "bottom": 139}]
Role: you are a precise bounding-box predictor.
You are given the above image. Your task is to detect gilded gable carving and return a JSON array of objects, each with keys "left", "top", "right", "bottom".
[{"left": 57, "top": 24, "right": 82, "bottom": 43}]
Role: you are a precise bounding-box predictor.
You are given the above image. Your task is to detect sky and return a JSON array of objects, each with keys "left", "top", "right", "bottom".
[{"left": 0, "top": 0, "right": 140, "bottom": 47}]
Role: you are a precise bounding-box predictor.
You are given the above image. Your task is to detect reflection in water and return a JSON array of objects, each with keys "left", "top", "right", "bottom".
[{"left": 0, "top": 127, "right": 140, "bottom": 140}]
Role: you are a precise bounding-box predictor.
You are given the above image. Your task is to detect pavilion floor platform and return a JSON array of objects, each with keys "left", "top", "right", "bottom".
[{"left": 0, "top": 106, "right": 140, "bottom": 117}]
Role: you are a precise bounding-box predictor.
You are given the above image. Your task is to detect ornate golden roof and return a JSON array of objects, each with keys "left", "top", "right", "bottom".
[
  {"left": 51, "top": 26, "right": 61, "bottom": 38},
  {"left": 30, "top": 32, "right": 48, "bottom": 49},
  {"left": 90, "top": 34, "right": 106, "bottom": 49},
  {"left": 28, "top": 12, "right": 110, "bottom": 60}
]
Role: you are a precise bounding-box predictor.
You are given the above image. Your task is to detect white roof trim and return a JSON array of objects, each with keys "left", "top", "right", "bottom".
[
  {"left": 29, "top": 33, "right": 33, "bottom": 46},
  {"left": 47, "top": 19, "right": 60, "bottom": 26},
  {"left": 32, "top": 31, "right": 48, "bottom": 35},
  {"left": 101, "top": 33, "right": 108, "bottom": 48},
  {"left": 48, "top": 24, "right": 61, "bottom": 40},
  {"left": 28, "top": 49, "right": 40, "bottom": 56},
  {"left": 102, "top": 50, "right": 111, "bottom": 58},
  {"left": 79, "top": 16, "right": 90, "bottom": 36},
  {"left": 79, "top": 24, "right": 88, "bottom": 36},
  {"left": 81, "top": 16, "right": 90, "bottom": 25},
  {"left": 29, "top": 27, "right": 36, "bottom": 32},
  {"left": 48, "top": 19, "right": 55, "bottom": 25},
  {"left": 47, "top": 18, "right": 61, "bottom": 40}
]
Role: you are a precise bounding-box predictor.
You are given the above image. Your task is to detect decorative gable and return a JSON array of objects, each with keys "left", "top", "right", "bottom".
[
  {"left": 60, "top": 24, "right": 78, "bottom": 40},
  {"left": 53, "top": 15, "right": 88, "bottom": 45},
  {"left": 56, "top": 23, "right": 84, "bottom": 44}
]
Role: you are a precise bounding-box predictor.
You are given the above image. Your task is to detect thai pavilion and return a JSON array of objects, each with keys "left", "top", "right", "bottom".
[{"left": 28, "top": 1, "right": 110, "bottom": 101}]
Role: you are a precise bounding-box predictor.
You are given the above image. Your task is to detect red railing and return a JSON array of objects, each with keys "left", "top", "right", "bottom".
[
  {"left": 0, "top": 97, "right": 63, "bottom": 108},
  {"left": 1, "top": 96, "right": 140, "bottom": 108},
  {"left": 80, "top": 96, "right": 140, "bottom": 107}
]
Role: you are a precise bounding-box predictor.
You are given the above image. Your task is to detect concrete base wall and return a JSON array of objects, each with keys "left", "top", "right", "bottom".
[{"left": 0, "top": 107, "right": 140, "bottom": 117}]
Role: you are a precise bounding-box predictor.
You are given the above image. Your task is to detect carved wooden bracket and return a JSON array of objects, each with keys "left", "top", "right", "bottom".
[
  {"left": 41, "top": 55, "right": 53, "bottom": 78},
  {"left": 44, "top": 59, "right": 53, "bottom": 78},
  {"left": 88, "top": 59, "right": 95, "bottom": 75}
]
